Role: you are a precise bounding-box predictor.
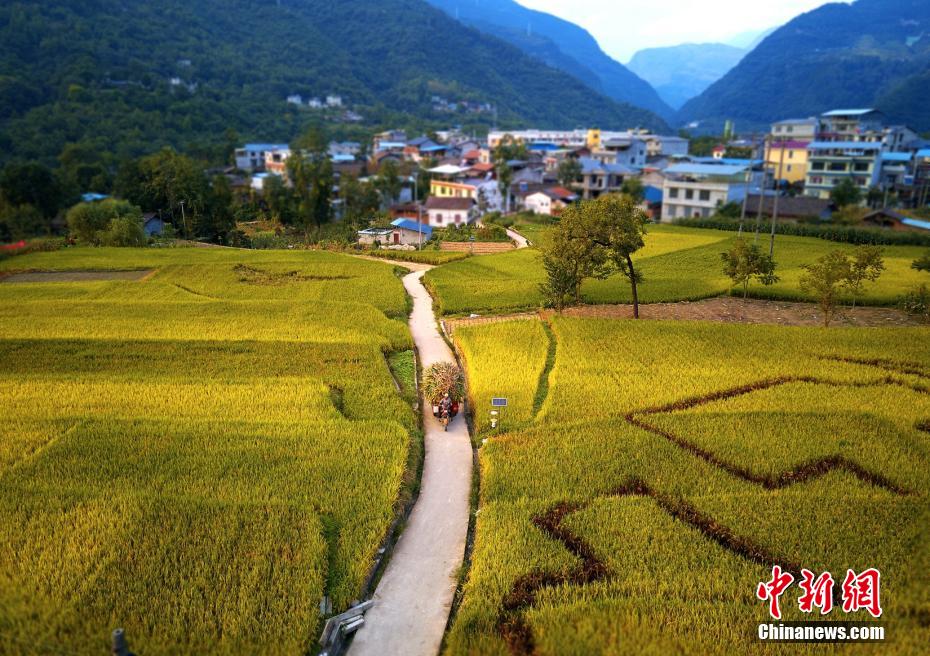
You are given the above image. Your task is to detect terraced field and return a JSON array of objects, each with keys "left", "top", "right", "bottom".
[
  {"left": 0, "top": 248, "right": 417, "bottom": 654},
  {"left": 450, "top": 318, "right": 930, "bottom": 655},
  {"left": 425, "top": 225, "right": 927, "bottom": 316}
]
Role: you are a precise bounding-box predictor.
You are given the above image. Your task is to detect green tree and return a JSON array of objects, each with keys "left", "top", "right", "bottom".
[
  {"left": 537, "top": 202, "right": 608, "bottom": 309},
  {"left": 374, "top": 160, "right": 403, "bottom": 207},
  {"left": 799, "top": 251, "right": 852, "bottom": 327},
  {"left": 493, "top": 135, "right": 528, "bottom": 214},
  {"left": 100, "top": 216, "right": 147, "bottom": 247},
  {"left": 288, "top": 153, "right": 333, "bottom": 239},
  {"left": 721, "top": 237, "right": 779, "bottom": 299},
  {"left": 0, "top": 201, "right": 44, "bottom": 241},
  {"left": 620, "top": 177, "right": 645, "bottom": 203},
  {"left": 830, "top": 179, "right": 862, "bottom": 208},
  {"left": 557, "top": 158, "right": 582, "bottom": 188},
  {"left": 341, "top": 175, "right": 381, "bottom": 225},
  {"left": 0, "top": 162, "right": 64, "bottom": 220},
  {"left": 66, "top": 199, "right": 143, "bottom": 245},
  {"left": 587, "top": 194, "right": 650, "bottom": 318},
  {"left": 843, "top": 245, "right": 885, "bottom": 307}
]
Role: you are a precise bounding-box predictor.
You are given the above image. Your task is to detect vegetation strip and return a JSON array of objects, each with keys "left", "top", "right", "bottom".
[
  {"left": 819, "top": 355, "right": 930, "bottom": 381},
  {"left": 626, "top": 376, "right": 914, "bottom": 495},
  {"left": 530, "top": 322, "right": 557, "bottom": 420},
  {"left": 496, "top": 480, "right": 811, "bottom": 656}
]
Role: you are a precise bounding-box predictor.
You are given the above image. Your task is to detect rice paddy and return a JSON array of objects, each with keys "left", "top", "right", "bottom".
[
  {"left": 449, "top": 318, "right": 930, "bottom": 655},
  {"left": 0, "top": 247, "right": 417, "bottom": 655}
]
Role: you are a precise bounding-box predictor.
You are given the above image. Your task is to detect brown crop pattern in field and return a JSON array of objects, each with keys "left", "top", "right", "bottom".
[
  {"left": 496, "top": 481, "right": 808, "bottom": 656},
  {"left": 626, "top": 375, "right": 917, "bottom": 495}
]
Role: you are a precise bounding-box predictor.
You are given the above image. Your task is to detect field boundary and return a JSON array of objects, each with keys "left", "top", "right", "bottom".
[
  {"left": 626, "top": 375, "right": 919, "bottom": 495},
  {"left": 496, "top": 479, "right": 810, "bottom": 656}
]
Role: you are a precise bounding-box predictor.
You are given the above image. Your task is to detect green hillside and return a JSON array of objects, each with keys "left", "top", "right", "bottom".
[
  {"left": 679, "top": 0, "right": 930, "bottom": 130},
  {"left": 0, "top": 0, "right": 667, "bottom": 168}
]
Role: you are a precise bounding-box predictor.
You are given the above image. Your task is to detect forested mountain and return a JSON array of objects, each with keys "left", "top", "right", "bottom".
[
  {"left": 627, "top": 43, "right": 747, "bottom": 109},
  {"left": 424, "top": 0, "right": 674, "bottom": 120},
  {"left": 0, "top": 0, "right": 667, "bottom": 168},
  {"left": 679, "top": 0, "right": 930, "bottom": 130}
]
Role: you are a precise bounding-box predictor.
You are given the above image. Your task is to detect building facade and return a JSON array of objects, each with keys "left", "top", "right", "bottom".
[
  {"left": 804, "top": 141, "right": 882, "bottom": 202},
  {"left": 765, "top": 140, "right": 811, "bottom": 184},
  {"left": 661, "top": 163, "right": 764, "bottom": 222}
]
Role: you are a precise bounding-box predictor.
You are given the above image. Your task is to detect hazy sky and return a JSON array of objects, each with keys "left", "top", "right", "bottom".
[{"left": 517, "top": 0, "right": 851, "bottom": 61}]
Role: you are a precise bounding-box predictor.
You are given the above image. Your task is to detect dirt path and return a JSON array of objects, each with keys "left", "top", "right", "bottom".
[
  {"left": 349, "top": 268, "right": 473, "bottom": 656},
  {"left": 445, "top": 297, "right": 921, "bottom": 333}
]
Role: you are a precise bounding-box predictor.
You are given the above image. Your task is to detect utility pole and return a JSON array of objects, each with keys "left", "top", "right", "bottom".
[
  {"left": 754, "top": 137, "right": 768, "bottom": 244},
  {"left": 179, "top": 200, "right": 188, "bottom": 239},
  {"left": 770, "top": 138, "right": 786, "bottom": 257},
  {"left": 739, "top": 132, "right": 758, "bottom": 236}
]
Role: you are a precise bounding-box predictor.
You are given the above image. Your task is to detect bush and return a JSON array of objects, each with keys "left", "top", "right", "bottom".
[
  {"left": 674, "top": 217, "right": 930, "bottom": 247},
  {"left": 100, "top": 216, "right": 147, "bottom": 247},
  {"left": 66, "top": 199, "right": 144, "bottom": 246},
  {"left": 901, "top": 285, "right": 930, "bottom": 323},
  {"left": 436, "top": 224, "right": 509, "bottom": 243},
  {"left": 249, "top": 231, "right": 289, "bottom": 249}
]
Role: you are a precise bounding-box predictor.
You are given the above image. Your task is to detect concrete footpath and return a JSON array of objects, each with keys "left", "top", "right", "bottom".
[{"left": 349, "top": 269, "right": 473, "bottom": 656}]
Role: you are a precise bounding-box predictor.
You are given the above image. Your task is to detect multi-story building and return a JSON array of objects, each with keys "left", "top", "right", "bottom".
[
  {"left": 661, "top": 163, "right": 765, "bottom": 222},
  {"left": 264, "top": 147, "right": 292, "bottom": 176},
  {"left": 577, "top": 157, "right": 636, "bottom": 200},
  {"left": 771, "top": 118, "right": 819, "bottom": 141},
  {"left": 804, "top": 141, "right": 883, "bottom": 202},
  {"left": 640, "top": 134, "right": 689, "bottom": 158},
  {"left": 598, "top": 136, "right": 648, "bottom": 169},
  {"left": 818, "top": 109, "right": 885, "bottom": 143},
  {"left": 765, "top": 139, "right": 811, "bottom": 184},
  {"left": 235, "top": 143, "right": 289, "bottom": 172}
]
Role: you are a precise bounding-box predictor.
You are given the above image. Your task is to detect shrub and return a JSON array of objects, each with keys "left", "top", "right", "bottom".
[
  {"left": 901, "top": 285, "right": 930, "bottom": 323},
  {"left": 675, "top": 217, "right": 930, "bottom": 246},
  {"left": 100, "top": 216, "right": 147, "bottom": 247},
  {"left": 66, "top": 199, "right": 144, "bottom": 246}
]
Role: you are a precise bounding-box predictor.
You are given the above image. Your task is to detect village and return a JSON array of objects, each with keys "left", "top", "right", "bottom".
[{"left": 228, "top": 109, "right": 930, "bottom": 252}]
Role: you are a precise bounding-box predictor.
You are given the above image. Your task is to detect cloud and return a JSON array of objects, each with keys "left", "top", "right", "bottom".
[{"left": 517, "top": 0, "right": 850, "bottom": 61}]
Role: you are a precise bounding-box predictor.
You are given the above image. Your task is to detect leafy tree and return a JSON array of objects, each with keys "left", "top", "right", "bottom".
[
  {"left": 588, "top": 194, "right": 650, "bottom": 319},
  {"left": 799, "top": 251, "right": 852, "bottom": 327},
  {"left": 493, "top": 135, "right": 528, "bottom": 214},
  {"left": 721, "top": 237, "right": 779, "bottom": 299},
  {"left": 830, "top": 179, "right": 862, "bottom": 208},
  {"left": 715, "top": 201, "right": 742, "bottom": 219},
  {"left": 0, "top": 201, "right": 44, "bottom": 241},
  {"left": 0, "top": 162, "right": 64, "bottom": 219},
  {"left": 100, "top": 216, "right": 147, "bottom": 247},
  {"left": 288, "top": 153, "right": 333, "bottom": 238},
  {"left": 374, "top": 160, "right": 403, "bottom": 207},
  {"left": 537, "top": 204, "right": 607, "bottom": 310},
  {"left": 620, "top": 177, "right": 645, "bottom": 203},
  {"left": 557, "top": 158, "right": 582, "bottom": 188},
  {"left": 900, "top": 285, "right": 930, "bottom": 324},
  {"left": 843, "top": 245, "right": 884, "bottom": 307},
  {"left": 341, "top": 175, "right": 381, "bottom": 225},
  {"left": 66, "top": 199, "right": 143, "bottom": 245},
  {"left": 263, "top": 175, "right": 296, "bottom": 225}
]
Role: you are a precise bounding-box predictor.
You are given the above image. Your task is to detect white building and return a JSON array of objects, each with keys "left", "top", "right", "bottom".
[
  {"left": 235, "top": 143, "right": 290, "bottom": 172},
  {"left": 661, "top": 163, "right": 765, "bottom": 222},
  {"left": 771, "top": 118, "right": 819, "bottom": 141},
  {"left": 425, "top": 197, "right": 477, "bottom": 228},
  {"left": 524, "top": 187, "right": 578, "bottom": 216},
  {"left": 326, "top": 95, "right": 343, "bottom": 108}
]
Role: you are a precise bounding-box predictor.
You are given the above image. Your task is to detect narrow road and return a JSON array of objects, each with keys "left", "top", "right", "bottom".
[
  {"left": 506, "top": 226, "right": 529, "bottom": 248},
  {"left": 349, "top": 267, "right": 473, "bottom": 656}
]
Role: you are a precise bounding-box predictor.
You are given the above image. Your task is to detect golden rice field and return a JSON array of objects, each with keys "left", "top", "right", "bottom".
[
  {"left": 0, "top": 247, "right": 417, "bottom": 655},
  {"left": 450, "top": 318, "right": 930, "bottom": 655},
  {"left": 425, "top": 225, "right": 928, "bottom": 316}
]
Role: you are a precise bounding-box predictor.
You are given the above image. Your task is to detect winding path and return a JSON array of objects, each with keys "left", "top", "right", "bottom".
[{"left": 349, "top": 266, "right": 473, "bottom": 656}]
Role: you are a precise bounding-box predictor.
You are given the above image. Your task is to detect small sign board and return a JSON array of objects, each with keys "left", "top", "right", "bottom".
[{"left": 491, "top": 398, "right": 508, "bottom": 407}]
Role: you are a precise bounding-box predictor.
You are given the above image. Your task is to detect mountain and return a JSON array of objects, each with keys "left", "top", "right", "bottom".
[
  {"left": 679, "top": 0, "right": 930, "bottom": 131},
  {"left": 0, "top": 0, "right": 667, "bottom": 168},
  {"left": 627, "top": 43, "right": 747, "bottom": 110},
  {"left": 424, "top": 0, "right": 675, "bottom": 121}
]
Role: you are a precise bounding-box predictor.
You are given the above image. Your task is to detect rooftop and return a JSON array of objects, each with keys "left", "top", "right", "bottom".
[
  {"left": 808, "top": 141, "right": 883, "bottom": 151},
  {"left": 665, "top": 163, "right": 748, "bottom": 177},
  {"left": 821, "top": 109, "right": 880, "bottom": 117},
  {"left": 391, "top": 218, "right": 433, "bottom": 236},
  {"left": 425, "top": 196, "right": 476, "bottom": 211}
]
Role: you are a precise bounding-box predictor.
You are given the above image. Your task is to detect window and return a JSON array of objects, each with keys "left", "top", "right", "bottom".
[
  {"left": 787, "top": 126, "right": 794, "bottom": 133},
  {"left": 788, "top": 151, "right": 794, "bottom": 159},
  {"left": 829, "top": 163, "right": 846, "bottom": 172},
  {"left": 699, "top": 190, "right": 711, "bottom": 201},
  {"left": 854, "top": 162, "right": 870, "bottom": 172},
  {"left": 685, "top": 189, "right": 694, "bottom": 200},
  {"left": 812, "top": 162, "right": 825, "bottom": 171},
  {"left": 669, "top": 188, "right": 679, "bottom": 199},
  {"left": 454, "top": 214, "right": 462, "bottom": 224},
  {"left": 810, "top": 176, "right": 823, "bottom": 184},
  {"left": 435, "top": 215, "right": 443, "bottom": 225}
]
